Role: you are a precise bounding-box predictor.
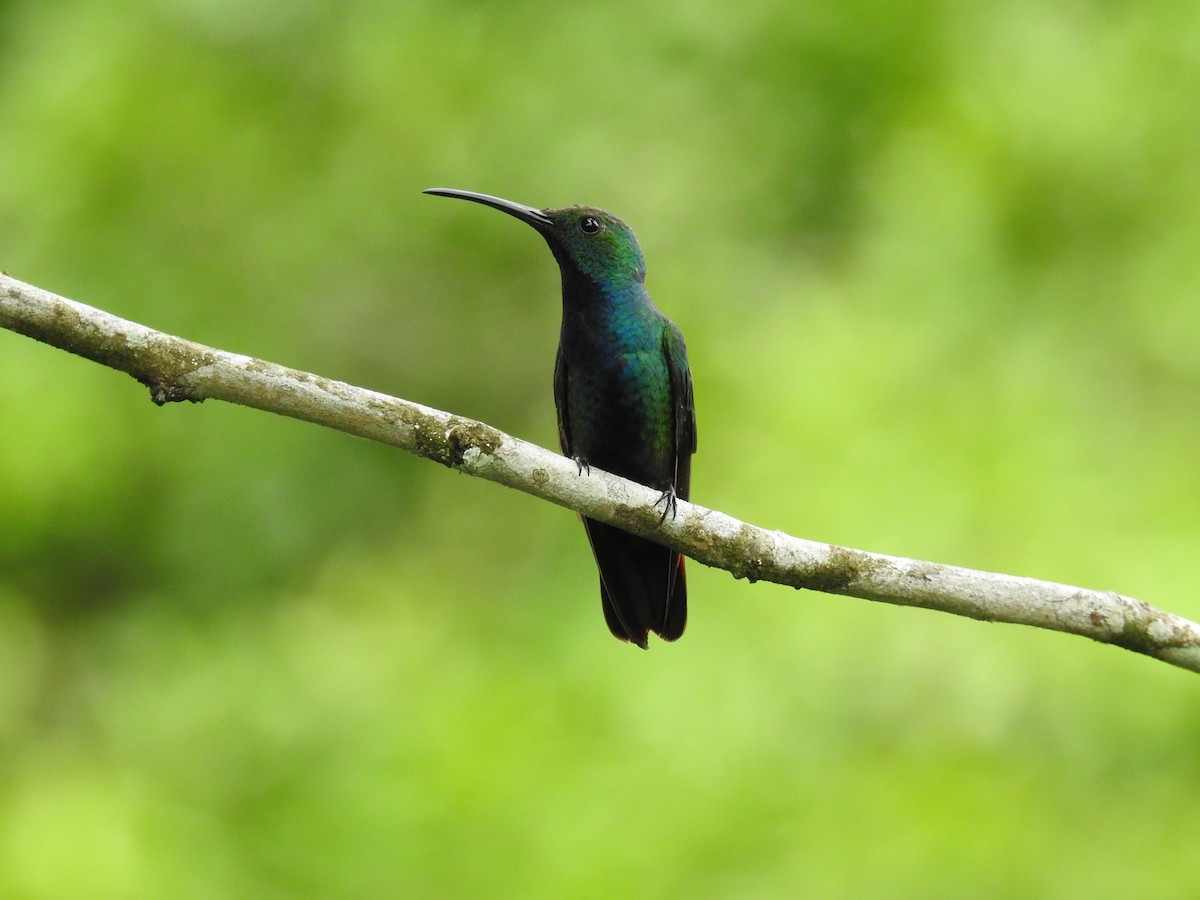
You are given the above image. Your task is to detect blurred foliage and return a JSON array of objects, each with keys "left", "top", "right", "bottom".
[{"left": 2, "top": 0, "right": 1200, "bottom": 896}]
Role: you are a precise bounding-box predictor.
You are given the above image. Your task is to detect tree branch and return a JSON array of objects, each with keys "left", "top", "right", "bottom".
[{"left": 3, "top": 271, "right": 1199, "bottom": 672}]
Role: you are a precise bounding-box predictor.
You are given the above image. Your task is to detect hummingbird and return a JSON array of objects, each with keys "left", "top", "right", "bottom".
[{"left": 424, "top": 188, "right": 697, "bottom": 647}]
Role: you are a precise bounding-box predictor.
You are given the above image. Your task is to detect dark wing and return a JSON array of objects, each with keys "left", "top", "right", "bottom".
[
  {"left": 553, "top": 346, "right": 572, "bottom": 457},
  {"left": 654, "top": 322, "right": 694, "bottom": 641},
  {"left": 662, "top": 324, "right": 696, "bottom": 502}
]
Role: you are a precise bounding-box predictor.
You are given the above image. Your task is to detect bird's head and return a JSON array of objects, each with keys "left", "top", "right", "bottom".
[{"left": 424, "top": 188, "right": 646, "bottom": 288}]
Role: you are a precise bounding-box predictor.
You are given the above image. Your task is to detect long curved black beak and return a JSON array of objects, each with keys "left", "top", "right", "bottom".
[{"left": 423, "top": 188, "right": 553, "bottom": 230}]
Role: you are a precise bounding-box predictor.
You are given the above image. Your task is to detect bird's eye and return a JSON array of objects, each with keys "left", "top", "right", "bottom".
[{"left": 579, "top": 216, "right": 602, "bottom": 235}]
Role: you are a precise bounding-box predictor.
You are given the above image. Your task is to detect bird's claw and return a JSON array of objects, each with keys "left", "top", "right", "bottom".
[
  {"left": 653, "top": 484, "right": 679, "bottom": 524},
  {"left": 572, "top": 456, "right": 591, "bottom": 476}
]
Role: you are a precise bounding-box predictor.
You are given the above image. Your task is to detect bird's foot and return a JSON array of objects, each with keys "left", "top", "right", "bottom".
[
  {"left": 653, "top": 484, "right": 679, "bottom": 524},
  {"left": 572, "top": 456, "right": 591, "bottom": 476}
]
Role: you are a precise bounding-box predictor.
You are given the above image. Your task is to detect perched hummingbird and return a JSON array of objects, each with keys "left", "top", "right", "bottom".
[{"left": 424, "top": 188, "right": 697, "bottom": 647}]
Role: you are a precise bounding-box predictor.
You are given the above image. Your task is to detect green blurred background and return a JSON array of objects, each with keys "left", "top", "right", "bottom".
[{"left": 2, "top": 1, "right": 1199, "bottom": 896}]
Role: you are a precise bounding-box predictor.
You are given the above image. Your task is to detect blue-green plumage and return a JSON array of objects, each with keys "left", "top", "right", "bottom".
[{"left": 424, "top": 188, "right": 697, "bottom": 647}]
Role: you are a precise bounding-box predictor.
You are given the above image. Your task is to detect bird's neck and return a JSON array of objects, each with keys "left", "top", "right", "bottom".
[
  {"left": 559, "top": 258, "right": 647, "bottom": 305},
  {"left": 557, "top": 265, "right": 658, "bottom": 355}
]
